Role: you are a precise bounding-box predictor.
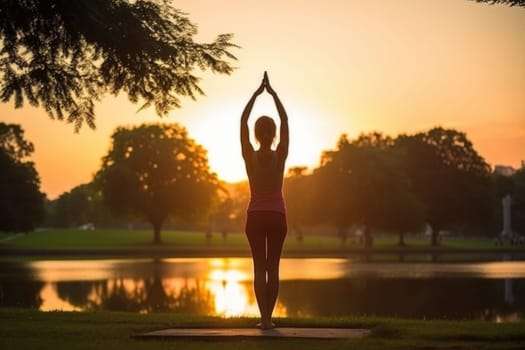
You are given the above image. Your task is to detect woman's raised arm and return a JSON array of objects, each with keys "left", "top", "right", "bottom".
[
  {"left": 264, "top": 72, "right": 289, "bottom": 160},
  {"left": 240, "top": 78, "right": 265, "bottom": 160}
]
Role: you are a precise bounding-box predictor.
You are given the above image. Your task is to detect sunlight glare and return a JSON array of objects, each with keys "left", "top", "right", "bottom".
[
  {"left": 185, "top": 94, "right": 334, "bottom": 182},
  {"left": 206, "top": 259, "right": 270, "bottom": 317},
  {"left": 39, "top": 283, "right": 82, "bottom": 312},
  {"left": 207, "top": 268, "right": 258, "bottom": 317}
]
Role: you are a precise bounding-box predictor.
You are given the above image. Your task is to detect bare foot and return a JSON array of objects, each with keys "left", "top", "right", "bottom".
[
  {"left": 256, "top": 321, "right": 275, "bottom": 330},
  {"left": 265, "top": 321, "right": 276, "bottom": 329}
]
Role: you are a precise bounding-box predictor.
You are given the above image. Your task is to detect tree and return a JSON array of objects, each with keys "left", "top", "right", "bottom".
[
  {"left": 0, "top": 0, "right": 237, "bottom": 130},
  {"left": 0, "top": 261, "right": 44, "bottom": 308},
  {"left": 45, "top": 183, "right": 98, "bottom": 228},
  {"left": 489, "top": 170, "right": 515, "bottom": 234},
  {"left": 313, "top": 135, "right": 361, "bottom": 244},
  {"left": 222, "top": 181, "right": 250, "bottom": 233},
  {"left": 489, "top": 167, "right": 525, "bottom": 237},
  {"left": 284, "top": 166, "right": 314, "bottom": 243},
  {"left": 345, "top": 132, "right": 425, "bottom": 245},
  {"left": 511, "top": 168, "right": 525, "bottom": 234},
  {"left": 314, "top": 133, "right": 424, "bottom": 247},
  {"left": 395, "top": 127, "right": 492, "bottom": 245},
  {"left": 0, "top": 123, "right": 45, "bottom": 232},
  {"left": 95, "top": 123, "right": 218, "bottom": 244},
  {"left": 207, "top": 182, "right": 235, "bottom": 239},
  {"left": 470, "top": 0, "right": 525, "bottom": 7}
]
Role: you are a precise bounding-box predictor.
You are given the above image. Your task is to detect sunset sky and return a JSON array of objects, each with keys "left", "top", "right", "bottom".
[{"left": 1, "top": 0, "right": 524, "bottom": 199}]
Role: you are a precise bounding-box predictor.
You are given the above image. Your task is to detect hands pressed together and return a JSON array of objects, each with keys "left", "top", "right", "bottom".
[{"left": 253, "top": 71, "right": 276, "bottom": 97}]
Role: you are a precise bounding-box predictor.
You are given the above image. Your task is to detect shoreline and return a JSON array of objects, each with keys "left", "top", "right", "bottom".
[{"left": 2, "top": 246, "right": 525, "bottom": 259}]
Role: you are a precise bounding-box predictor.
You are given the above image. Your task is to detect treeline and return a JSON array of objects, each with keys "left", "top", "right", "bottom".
[
  {"left": 44, "top": 126, "right": 525, "bottom": 246},
  {"left": 284, "top": 129, "right": 525, "bottom": 246},
  {"left": 2, "top": 122, "right": 524, "bottom": 246}
]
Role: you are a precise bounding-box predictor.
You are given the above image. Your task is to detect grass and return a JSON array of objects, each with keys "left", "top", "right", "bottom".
[
  {"left": 1, "top": 308, "right": 524, "bottom": 350},
  {"left": 1, "top": 229, "right": 248, "bottom": 249},
  {"left": 0, "top": 228, "right": 512, "bottom": 250},
  {"left": 2, "top": 229, "right": 523, "bottom": 262}
]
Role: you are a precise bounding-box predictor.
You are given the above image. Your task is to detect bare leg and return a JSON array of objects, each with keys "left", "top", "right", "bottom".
[
  {"left": 253, "top": 251, "right": 271, "bottom": 326},
  {"left": 246, "top": 213, "right": 270, "bottom": 327},
  {"left": 246, "top": 212, "right": 287, "bottom": 329},
  {"left": 264, "top": 214, "right": 286, "bottom": 328}
]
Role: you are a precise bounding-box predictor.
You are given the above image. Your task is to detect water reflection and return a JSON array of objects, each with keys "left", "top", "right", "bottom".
[
  {"left": 0, "top": 261, "right": 44, "bottom": 309},
  {"left": 1, "top": 258, "right": 524, "bottom": 321}
]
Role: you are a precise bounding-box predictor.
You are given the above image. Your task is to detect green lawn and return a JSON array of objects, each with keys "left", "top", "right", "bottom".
[
  {"left": 1, "top": 229, "right": 249, "bottom": 249},
  {"left": 0, "top": 228, "right": 508, "bottom": 251},
  {"left": 1, "top": 308, "right": 524, "bottom": 350}
]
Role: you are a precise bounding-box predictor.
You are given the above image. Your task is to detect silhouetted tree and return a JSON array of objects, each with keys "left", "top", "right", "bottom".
[
  {"left": 95, "top": 123, "right": 218, "bottom": 244},
  {"left": 371, "top": 163, "right": 425, "bottom": 246},
  {"left": 208, "top": 183, "right": 237, "bottom": 239},
  {"left": 284, "top": 166, "right": 314, "bottom": 243},
  {"left": 489, "top": 171, "right": 515, "bottom": 234},
  {"left": 489, "top": 167, "right": 525, "bottom": 237},
  {"left": 0, "top": 0, "right": 237, "bottom": 130},
  {"left": 349, "top": 132, "right": 425, "bottom": 245},
  {"left": 314, "top": 135, "right": 360, "bottom": 243},
  {"left": 0, "top": 122, "right": 34, "bottom": 159},
  {"left": 352, "top": 131, "right": 395, "bottom": 149},
  {"left": 0, "top": 261, "right": 44, "bottom": 308},
  {"left": 512, "top": 168, "right": 525, "bottom": 234},
  {"left": 470, "top": 0, "right": 525, "bottom": 7},
  {"left": 395, "top": 127, "right": 492, "bottom": 245},
  {"left": 223, "top": 181, "right": 250, "bottom": 233},
  {"left": 315, "top": 133, "right": 424, "bottom": 246},
  {"left": 45, "top": 183, "right": 100, "bottom": 228},
  {"left": 0, "top": 123, "right": 44, "bottom": 232}
]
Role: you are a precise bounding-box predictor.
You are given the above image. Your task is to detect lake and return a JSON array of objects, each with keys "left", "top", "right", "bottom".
[{"left": 1, "top": 258, "right": 524, "bottom": 322}]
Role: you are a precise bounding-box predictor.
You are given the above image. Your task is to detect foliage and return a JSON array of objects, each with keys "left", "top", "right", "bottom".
[
  {"left": 0, "top": 0, "right": 237, "bottom": 131},
  {"left": 0, "top": 123, "right": 44, "bottom": 233},
  {"left": 284, "top": 166, "right": 315, "bottom": 242},
  {"left": 95, "top": 123, "right": 218, "bottom": 244},
  {"left": 471, "top": 0, "right": 525, "bottom": 7},
  {"left": 206, "top": 181, "right": 236, "bottom": 235},
  {"left": 490, "top": 171, "right": 514, "bottom": 234},
  {"left": 395, "top": 127, "right": 492, "bottom": 245},
  {"left": 0, "top": 123, "right": 34, "bottom": 160},
  {"left": 280, "top": 128, "right": 494, "bottom": 247},
  {"left": 215, "top": 181, "right": 250, "bottom": 234},
  {"left": 511, "top": 168, "right": 525, "bottom": 234},
  {"left": 313, "top": 133, "right": 425, "bottom": 245},
  {"left": 45, "top": 183, "right": 108, "bottom": 228}
]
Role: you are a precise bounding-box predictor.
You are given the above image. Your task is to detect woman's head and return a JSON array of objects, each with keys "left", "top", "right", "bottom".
[{"left": 254, "top": 116, "right": 276, "bottom": 147}]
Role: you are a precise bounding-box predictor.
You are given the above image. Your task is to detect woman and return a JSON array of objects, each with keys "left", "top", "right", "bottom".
[{"left": 240, "top": 72, "right": 289, "bottom": 329}]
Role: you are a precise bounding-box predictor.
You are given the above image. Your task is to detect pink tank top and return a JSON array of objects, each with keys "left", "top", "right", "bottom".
[{"left": 247, "top": 151, "right": 286, "bottom": 214}]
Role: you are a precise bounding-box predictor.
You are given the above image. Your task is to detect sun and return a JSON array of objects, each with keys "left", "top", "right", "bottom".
[
  {"left": 186, "top": 97, "right": 330, "bottom": 182},
  {"left": 184, "top": 102, "right": 246, "bottom": 183}
]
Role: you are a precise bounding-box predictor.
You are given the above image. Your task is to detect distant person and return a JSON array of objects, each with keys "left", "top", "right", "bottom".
[{"left": 240, "top": 72, "right": 289, "bottom": 329}]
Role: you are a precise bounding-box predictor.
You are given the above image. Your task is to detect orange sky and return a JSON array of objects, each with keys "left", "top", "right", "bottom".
[{"left": 1, "top": 0, "right": 524, "bottom": 199}]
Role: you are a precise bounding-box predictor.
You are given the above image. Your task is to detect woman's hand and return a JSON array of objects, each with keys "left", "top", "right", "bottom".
[
  {"left": 253, "top": 77, "right": 265, "bottom": 97},
  {"left": 263, "top": 71, "right": 276, "bottom": 96}
]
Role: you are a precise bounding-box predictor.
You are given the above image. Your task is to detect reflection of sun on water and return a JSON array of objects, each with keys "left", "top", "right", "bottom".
[
  {"left": 36, "top": 258, "right": 287, "bottom": 318},
  {"left": 208, "top": 269, "right": 256, "bottom": 317},
  {"left": 31, "top": 259, "right": 525, "bottom": 321},
  {"left": 206, "top": 259, "right": 287, "bottom": 318}
]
